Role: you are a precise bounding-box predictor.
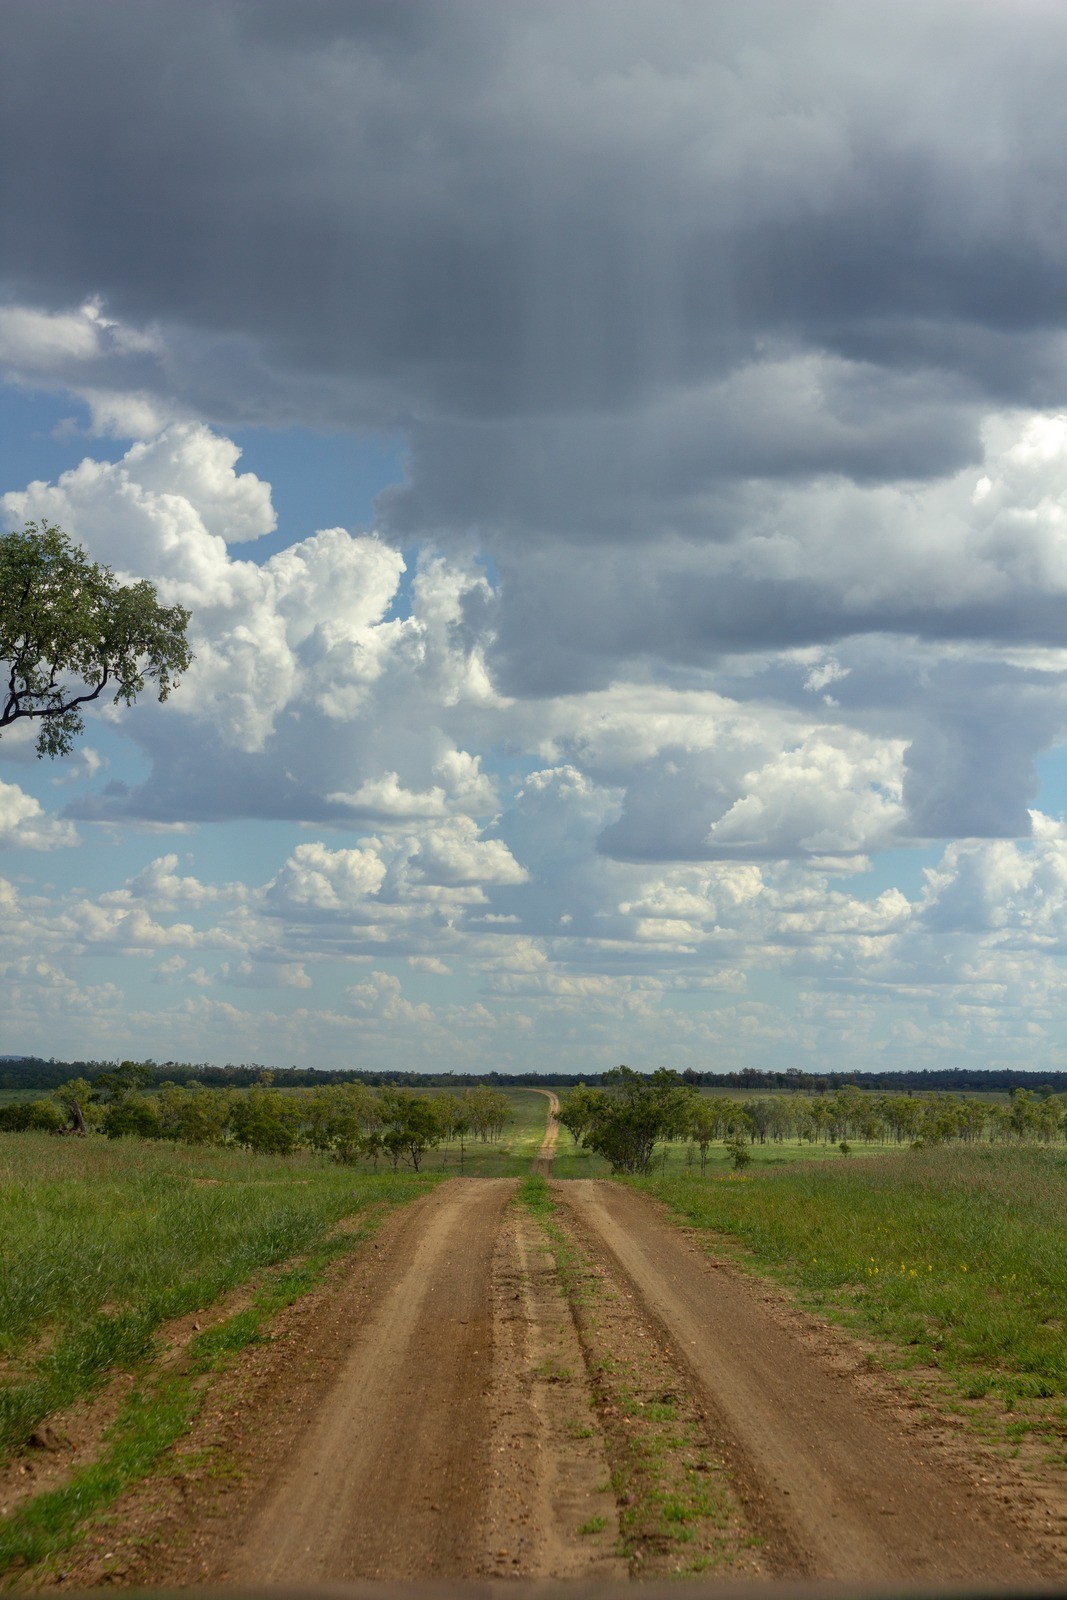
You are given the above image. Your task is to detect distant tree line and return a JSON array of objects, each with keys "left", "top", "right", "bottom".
[
  {"left": 4, "top": 1055, "right": 1067, "bottom": 1096},
  {"left": 559, "top": 1069, "right": 1067, "bottom": 1176},
  {"left": 0, "top": 1064, "right": 512, "bottom": 1172}
]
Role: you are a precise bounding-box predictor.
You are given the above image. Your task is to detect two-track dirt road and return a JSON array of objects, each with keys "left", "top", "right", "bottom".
[
  {"left": 532, "top": 1088, "right": 561, "bottom": 1175},
  {"left": 561, "top": 1181, "right": 1063, "bottom": 1583},
  {"left": 59, "top": 1173, "right": 1067, "bottom": 1589}
]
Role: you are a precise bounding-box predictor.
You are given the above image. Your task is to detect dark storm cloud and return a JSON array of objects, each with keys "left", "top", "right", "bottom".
[
  {"left": 4, "top": 0, "right": 1067, "bottom": 855},
  {"left": 380, "top": 363, "right": 981, "bottom": 545},
  {"left": 481, "top": 540, "right": 1067, "bottom": 700},
  {"left": 902, "top": 665, "right": 1067, "bottom": 841},
  {"left": 3, "top": 0, "right": 1065, "bottom": 435}
]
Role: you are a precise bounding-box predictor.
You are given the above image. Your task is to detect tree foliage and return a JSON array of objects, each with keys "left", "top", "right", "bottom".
[
  {"left": 0, "top": 521, "right": 192, "bottom": 756},
  {"left": 559, "top": 1066, "right": 696, "bottom": 1175},
  {"left": 380, "top": 1089, "right": 443, "bottom": 1171}
]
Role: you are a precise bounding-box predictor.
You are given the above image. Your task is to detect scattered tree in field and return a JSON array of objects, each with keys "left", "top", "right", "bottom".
[
  {"left": 0, "top": 1097, "right": 64, "bottom": 1132},
  {"left": 103, "top": 1096, "right": 162, "bottom": 1140},
  {"left": 228, "top": 1086, "right": 297, "bottom": 1154},
  {"left": 433, "top": 1092, "right": 473, "bottom": 1166},
  {"left": 52, "top": 1077, "right": 95, "bottom": 1134},
  {"left": 462, "top": 1084, "right": 512, "bottom": 1142},
  {"left": 379, "top": 1089, "right": 443, "bottom": 1171},
  {"left": 689, "top": 1098, "right": 722, "bottom": 1175},
  {"left": 555, "top": 1083, "right": 603, "bottom": 1145},
  {"left": 560, "top": 1066, "right": 696, "bottom": 1175},
  {"left": 0, "top": 521, "right": 191, "bottom": 757},
  {"left": 724, "top": 1137, "right": 751, "bottom": 1171},
  {"left": 156, "top": 1082, "right": 231, "bottom": 1146}
]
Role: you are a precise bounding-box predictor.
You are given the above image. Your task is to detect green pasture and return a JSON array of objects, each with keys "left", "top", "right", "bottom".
[
  {"left": 417, "top": 1085, "right": 549, "bottom": 1175},
  {"left": 0, "top": 1134, "right": 436, "bottom": 1463},
  {"left": 639, "top": 1143, "right": 1067, "bottom": 1452},
  {"left": 549, "top": 1121, "right": 899, "bottom": 1179}
]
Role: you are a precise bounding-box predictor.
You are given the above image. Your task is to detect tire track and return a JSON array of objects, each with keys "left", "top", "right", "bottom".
[
  {"left": 559, "top": 1178, "right": 1054, "bottom": 1584},
  {"left": 227, "top": 1178, "right": 508, "bottom": 1582},
  {"left": 532, "top": 1089, "right": 560, "bottom": 1175},
  {"left": 44, "top": 1165, "right": 1065, "bottom": 1590}
]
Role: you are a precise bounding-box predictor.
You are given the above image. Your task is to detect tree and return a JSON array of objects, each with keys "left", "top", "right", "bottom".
[
  {"left": 724, "top": 1137, "right": 751, "bottom": 1172},
  {"left": 92, "top": 1060, "right": 152, "bottom": 1103},
  {"left": 689, "top": 1097, "right": 719, "bottom": 1175},
  {"left": 563, "top": 1066, "right": 696, "bottom": 1176},
  {"left": 0, "top": 522, "right": 192, "bottom": 757},
  {"left": 557, "top": 1084, "right": 606, "bottom": 1146},
  {"left": 103, "top": 1096, "right": 162, "bottom": 1140},
  {"left": 156, "top": 1081, "right": 230, "bottom": 1146},
  {"left": 379, "top": 1090, "right": 443, "bottom": 1171},
  {"left": 0, "top": 1097, "right": 64, "bottom": 1132},
  {"left": 461, "top": 1085, "right": 513, "bottom": 1143},
  {"left": 52, "top": 1077, "right": 95, "bottom": 1134},
  {"left": 229, "top": 1087, "right": 296, "bottom": 1155}
]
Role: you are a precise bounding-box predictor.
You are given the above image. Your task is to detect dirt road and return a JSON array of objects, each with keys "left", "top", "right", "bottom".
[
  {"left": 532, "top": 1089, "right": 561, "bottom": 1175},
  {"left": 560, "top": 1180, "right": 1053, "bottom": 1584},
  {"left": 53, "top": 1173, "right": 1066, "bottom": 1589},
  {"left": 230, "top": 1179, "right": 511, "bottom": 1583}
]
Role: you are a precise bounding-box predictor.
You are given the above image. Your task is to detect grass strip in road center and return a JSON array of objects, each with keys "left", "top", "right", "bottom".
[
  {"left": 519, "top": 1176, "right": 760, "bottom": 1578},
  {"left": 637, "top": 1144, "right": 1067, "bottom": 1455}
]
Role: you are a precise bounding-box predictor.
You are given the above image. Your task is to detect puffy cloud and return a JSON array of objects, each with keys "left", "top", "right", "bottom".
[
  {"left": 2, "top": 423, "right": 274, "bottom": 607},
  {"left": 3, "top": 6, "right": 1067, "bottom": 1071},
  {"left": 0, "top": 300, "right": 128, "bottom": 370},
  {"left": 408, "top": 955, "right": 451, "bottom": 975},
  {"left": 219, "top": 959, "right": 313, "bottom": 990},
  {"left": 919, "top": 814, "right": 1067, "bottom": 947},
  {"left": 99, "top": 854, "right": 236, "bottom": 911},
  {"left": 344, "top": 970, "right": 437, "bottom": 1030},
  {"left": 0, "top": 780, "right": 79, "bottom": 850},
  {"left": 119, "top": 427, "right": 275, "bottom": 544},
  {"left": 410, "top": 818, "right": 528, "bottom": 889},
  {"left": 267, "top": 842, "right": 387, "bottom": 914},
  {"left": 0, "top": 300, "right": 168, "bottom": 437},
  {"left": 706, "top": 733, "right": 904, "bottom": 857},
  {"left": 327, "top": 773, "right": 448, "bottom": 820}
]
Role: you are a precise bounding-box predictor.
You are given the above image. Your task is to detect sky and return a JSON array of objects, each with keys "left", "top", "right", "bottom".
[{"left": 1, "top": 0, "right": 1066, "bottom": 1077}]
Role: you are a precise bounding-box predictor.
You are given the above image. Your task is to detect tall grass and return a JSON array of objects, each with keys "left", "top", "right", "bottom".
[
  {"left": 639, "top": 1145, "right": 1067, "bottom": 1428},
  {"left": 0, "top": 1134, "right": 434, "bottom": 1456}
]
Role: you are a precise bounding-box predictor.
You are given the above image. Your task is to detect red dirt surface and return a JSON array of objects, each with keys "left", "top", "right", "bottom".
[{"left": 36, "top": 1175, "right": 1067, "bottom": 1588}]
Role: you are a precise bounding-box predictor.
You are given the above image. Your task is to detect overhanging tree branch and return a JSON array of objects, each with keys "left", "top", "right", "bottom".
[{"left": 0, "top": 521, "right": 192, "bottom": 757}]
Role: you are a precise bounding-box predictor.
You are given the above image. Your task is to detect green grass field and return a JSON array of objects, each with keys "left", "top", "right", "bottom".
[
  {"left": 638, "top": 1143, "right": 1067, "bottom": 1454},
  {"left": 549, "top": 1120, "right": 900, "bottom": 1179},
  {"left": 415, "top": 1086, "right": 550, "bottom": 1176},
  {"left": 0, "top": 1134, "right": 437, "bottom": 1461}
]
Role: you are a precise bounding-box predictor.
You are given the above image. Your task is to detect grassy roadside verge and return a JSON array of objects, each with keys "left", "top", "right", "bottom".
[
  {"left": 518, "top": 1176, "right": 759, "bottom": 1578},
  {"left": 1, "top": 1243, "right": 345, "bottom": 1579},
  {"left": 635, "top": 1144, "right": 1067, "bottom": 1457},
  {"left": 0, "top": 1136, "right": 438, "bottom": 1581},
  {"left": 0, "top": 1136, "right": 435, "bottom": 1457}
]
